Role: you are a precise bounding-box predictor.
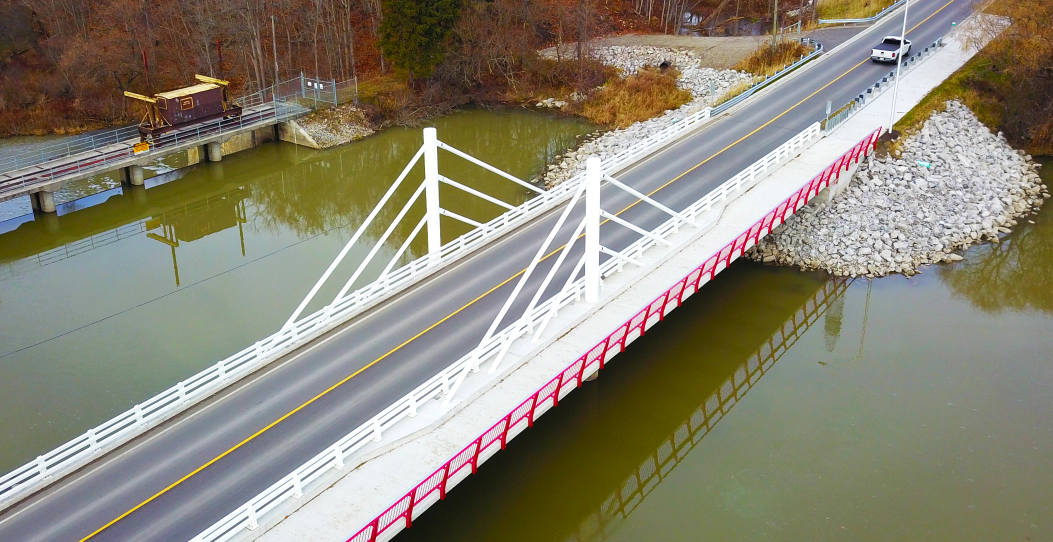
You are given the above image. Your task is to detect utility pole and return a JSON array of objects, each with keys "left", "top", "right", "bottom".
[
  {"left": 888, "top": 0, "right": 909, "bottom": 137},
  {"left": 772, "top": 0, "right": 779, "bottom": 48},
  {"left": 271, "top": 15, "right": 280, "bottom": 88},
  {"left": 217, "top": 40, "right": 224, "bottom": 80},
  {"left": 142, "top": 51, "right": 152, "bottom": 93}
]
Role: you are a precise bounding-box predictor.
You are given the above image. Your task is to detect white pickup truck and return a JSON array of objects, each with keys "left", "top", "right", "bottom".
[{"left": 871, "top": 36, "right": 912, "bottom": 62}]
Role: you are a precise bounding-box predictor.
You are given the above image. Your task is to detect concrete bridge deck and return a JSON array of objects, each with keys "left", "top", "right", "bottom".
[{"left": 0, "top": 1, "right": 971, "bottom": 540}]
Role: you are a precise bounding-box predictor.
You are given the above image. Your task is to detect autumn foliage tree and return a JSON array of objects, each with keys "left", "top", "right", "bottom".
[{"left": 969, "top": 0, "right": 1053, "bottom": 152}]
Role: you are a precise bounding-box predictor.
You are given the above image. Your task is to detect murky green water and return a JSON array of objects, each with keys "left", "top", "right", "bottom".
[
  {"left": 0, "top": 107, "right": 597, "bottom": 471},
  {"left": 396, "top": 159, "right": 1053, "bottom": 541}
]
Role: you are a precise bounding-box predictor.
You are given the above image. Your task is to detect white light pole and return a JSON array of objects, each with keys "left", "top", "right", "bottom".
[
  {"left": 423, "top": 127, "right": 441, "bottom": 264},
  {"left": 888, "top": 0, "right": 909, "bottom": 136},
  {"left": 584, "top": 157, "right": 601, "bottom": 304}
]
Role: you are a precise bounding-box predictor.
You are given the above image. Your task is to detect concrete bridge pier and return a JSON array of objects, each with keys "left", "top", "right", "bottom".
[
  {"left": 207, "top": 141, "right": 223, "bottom": 162},
  {"left": 30, "top": 190, "right": 57, "bottom": 214},
  {"left": 123, "top": 165, "right": 145, "bottom": 186}
]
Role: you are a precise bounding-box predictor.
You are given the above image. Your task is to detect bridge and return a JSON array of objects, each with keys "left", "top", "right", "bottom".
[
  {"left": 0, "top": 1, "right": 972, "bottom": 540},
  {"left": 0, "top": 76, "right": 333, "bottom": 213}
]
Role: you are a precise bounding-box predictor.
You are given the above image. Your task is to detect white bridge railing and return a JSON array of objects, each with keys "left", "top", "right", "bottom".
[
  {"left": 0, "top": 104, "right": 716, "bottom": 512},
  {"left": 190, "top": 121, "right": 822, "bottom": 542}
]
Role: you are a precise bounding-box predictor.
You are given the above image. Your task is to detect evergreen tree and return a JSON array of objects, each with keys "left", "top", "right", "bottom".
[{"left": 378, "top": 0, "right": 462, "bottom": 81}]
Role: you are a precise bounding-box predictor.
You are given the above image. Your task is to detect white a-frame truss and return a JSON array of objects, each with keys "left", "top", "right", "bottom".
[
  {"left": 442, "top": 157, "right": 695, "bottom": 404},
  {"left": 282, "top": 127, "right": 545, "bottom": 332}
]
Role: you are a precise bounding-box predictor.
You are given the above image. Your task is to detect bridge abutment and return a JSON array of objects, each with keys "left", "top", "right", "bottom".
[{"left": 812, "top": 160, "right": 862, "bottom": 205}]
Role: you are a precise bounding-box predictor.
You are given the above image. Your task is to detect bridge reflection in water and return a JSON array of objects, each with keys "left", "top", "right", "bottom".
[
  {"left": 566, "top": 277, "right": 851, "bottom": 542},
  {"left": 145, "top": 187, "right": 249, "bottom": 286},
  {"left": 396, "top": 267, "right": 851, "bottom": 542}
]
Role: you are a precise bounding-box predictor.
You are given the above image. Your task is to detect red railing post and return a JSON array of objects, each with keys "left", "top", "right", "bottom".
[
  {"left": 404, "top": 492, "right": 416, "bottom": 528},
  {"left": 499, "top": 416, "right": 511, "bottom": 449},
  {"left": 526, "top": 392, "right": 540, "bottom": 427},
  {"left": 575, "top": 355, "right": 588, "bottom": 386},
  {"left": 551, "top": 371, "right": 566, "bottom": 407},
  {"left": 598, "top": 335, "right": 612, "bottom": 369},
  {"left": 438, "top": 463, "right": 451, "bottom": 500},
  {"left": 675, "top": 277, "right": 690, "bottom": 304},
  {"left": 658, "top": 289, "right": 673, "bottom": 320},
  {"left": 638, "top": 305, "right": 652, "bottom": 336},
  {"left": 469, "top": 439, "right": 482, "bottom": 474},
  {"left": 616, "top": 322, "right": 630, "bottom": 353}
]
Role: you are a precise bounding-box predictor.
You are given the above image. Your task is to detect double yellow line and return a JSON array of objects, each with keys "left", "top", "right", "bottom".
[{"left": 79, "top": 2, "right": 956, "bottom": 539}]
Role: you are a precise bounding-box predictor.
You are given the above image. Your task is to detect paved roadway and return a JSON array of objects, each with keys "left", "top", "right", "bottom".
[{"left": 0, "top": 1, "right": 971, "bottom": 540}]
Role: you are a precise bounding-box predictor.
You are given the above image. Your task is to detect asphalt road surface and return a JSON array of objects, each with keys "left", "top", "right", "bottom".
[{"left": 0, "top": 1, "right": 972, "bottom": 540}]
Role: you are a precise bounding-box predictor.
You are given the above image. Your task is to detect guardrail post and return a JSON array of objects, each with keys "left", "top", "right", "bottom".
[
  {"left": 584, "top": 157, "right": 601, "bottom": 304},
  {"left": 135, "top": 404, "right": 144, "bottom": 423},
  {"left": 36, "top": 455, "right": 48, "bottom": 478},
  {"left": 408, "top": 392, "right": 418, "bottom": 417},
  {"left": 246, "top": 503, "right": 259, "bottom": 530},
  {"left": 87, "top": 428, "right": 99, "bottom": 452},
  {"left": 423, "top": 127, "right": 441, "bottom": 265},
  {"left": 334, "top": 446, "right": 345, "bottom": 469},
  {"left": 292, "top": 473, "right": 304, "bottom": 498},
  {"left": 371, "top": 418, "right": 383, "bottom": 442}
]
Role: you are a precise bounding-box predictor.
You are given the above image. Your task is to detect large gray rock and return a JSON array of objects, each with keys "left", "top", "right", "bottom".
[{"left": 746, "top": 100, "right": 1047, "bottom": 277}]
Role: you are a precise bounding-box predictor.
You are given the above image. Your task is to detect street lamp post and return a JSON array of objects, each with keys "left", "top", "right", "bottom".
[{"left": 888, "top": 0, "right": 910, "bottom": 137}]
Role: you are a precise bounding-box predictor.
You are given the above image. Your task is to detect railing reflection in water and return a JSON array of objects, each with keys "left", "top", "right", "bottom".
[{"left": 567, "top": 277, "right": 852, "bottom": 542}]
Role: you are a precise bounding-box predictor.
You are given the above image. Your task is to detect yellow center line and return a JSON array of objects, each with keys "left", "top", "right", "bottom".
[{"left": 81, "top": 2, "right": 957, "bottom": 539}]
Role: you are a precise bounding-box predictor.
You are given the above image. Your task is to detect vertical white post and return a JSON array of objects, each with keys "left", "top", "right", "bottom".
[
  {"left": 246, "top": 503, "right": 259, "bottom": 530},
  {"left": 423, "top": 127, "right": 441, "bottom": 264},
  {"left": 584, "top": 157, "right": 601, "bottom": 304},
  {"left": 889, "top": 0, "right": 909, "bottom": 135}
]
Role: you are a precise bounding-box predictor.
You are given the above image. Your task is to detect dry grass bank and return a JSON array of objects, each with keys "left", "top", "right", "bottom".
[
  {"left": 733, "top": 40, "right": 811, "bottom": 77},
  {"left": 889, "top": 51, "right": 1039, "bottom": 155},
  {"left": 817, "top": 0, "right": 895, "bottom": 21},
  {"left": 710, "top": 39, "right": 811, "bottom": 107},
  {"left": 579, "top": 68, "right": 691, "bottom": 129}
]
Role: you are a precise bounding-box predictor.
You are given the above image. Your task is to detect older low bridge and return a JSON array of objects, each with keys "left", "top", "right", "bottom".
[{"left": 0, "top": 76, "right": 337, "bottom": 213}]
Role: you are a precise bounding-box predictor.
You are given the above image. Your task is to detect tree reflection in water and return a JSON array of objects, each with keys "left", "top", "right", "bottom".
[
  {"left": 246, "top": 108, "right": 597, "bottom": 256},
  {"left": 939, "top": 161, "right": 1053, "bottom": 314}
]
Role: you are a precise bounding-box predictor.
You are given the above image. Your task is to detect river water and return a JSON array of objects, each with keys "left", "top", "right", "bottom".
[
  {"left": 395, "top": 158, "right": 1053, "bottom": 541},
  {"left": 2, "top": 115, "right": 1051, "bottom": 540},
  {"left": 0, "top": 108, "right": 598, "bottom": 472}
]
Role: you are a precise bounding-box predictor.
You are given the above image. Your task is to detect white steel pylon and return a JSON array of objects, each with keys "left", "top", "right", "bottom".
[
  {"left": 282, "top": 127, "right": 543, "bottom": 333},
  {"left": 442, "top": 156, "right": 694, "bottom": 405}
]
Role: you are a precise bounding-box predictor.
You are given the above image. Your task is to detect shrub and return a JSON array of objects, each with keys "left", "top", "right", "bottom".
[
  {"left": 734, "top": 40, "right": 811, "bottom": 77},
  {"left": 581, "top": 67, "right": 691, "bottom": 129}
]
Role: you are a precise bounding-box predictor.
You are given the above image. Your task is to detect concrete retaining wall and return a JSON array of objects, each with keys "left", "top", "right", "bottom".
[{"left": 277, "top": 120, "right": 323, "bottom": 149}]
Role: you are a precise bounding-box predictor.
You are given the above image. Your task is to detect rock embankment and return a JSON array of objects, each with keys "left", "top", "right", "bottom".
[
  {"left": 540, "top": 45, "right": 750, "bottom": 188},
  {"left": 297, "top": 103, "right": 375, "bottom": 148},
  {"left": 748, "top": 101, "right": 1049, "bottom": 277}
]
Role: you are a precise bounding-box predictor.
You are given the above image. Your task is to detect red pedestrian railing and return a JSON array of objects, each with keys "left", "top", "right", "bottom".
[{"left": 345, "top": 126, "right": 882, "bottom": 542}]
